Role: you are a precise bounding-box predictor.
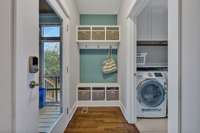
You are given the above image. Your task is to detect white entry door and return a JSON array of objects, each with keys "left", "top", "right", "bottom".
[{"left": 15, "top": 0, "right": 39, "bottom": 132}]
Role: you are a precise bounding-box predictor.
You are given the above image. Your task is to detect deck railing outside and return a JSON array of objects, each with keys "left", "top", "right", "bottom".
[{"left": 43, "top": 76, "right": 61, "bottom": 105}]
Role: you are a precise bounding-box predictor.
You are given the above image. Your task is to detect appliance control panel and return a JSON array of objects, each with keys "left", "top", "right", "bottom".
[{"left": 154, "top": 72, "right": 163, "bottom": 77}]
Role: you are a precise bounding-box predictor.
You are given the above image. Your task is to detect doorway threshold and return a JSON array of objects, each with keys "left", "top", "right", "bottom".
[{"left": 39, "top": 106, "right": 61, "bottom": 133}]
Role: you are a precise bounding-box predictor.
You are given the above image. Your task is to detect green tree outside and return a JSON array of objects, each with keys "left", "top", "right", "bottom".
[{"left": 44, "top": 44, "right": 60, "bottom": 77}]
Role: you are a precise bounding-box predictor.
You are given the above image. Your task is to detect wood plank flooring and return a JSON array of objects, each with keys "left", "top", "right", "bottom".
[{"left": 65, "top": 107, "right": 140, "bottom": 133}]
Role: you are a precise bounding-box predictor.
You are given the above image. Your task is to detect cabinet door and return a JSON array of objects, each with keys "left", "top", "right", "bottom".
[
  {"left": 137, "top": 0, "right": 168, "bottom": 41},
  {"left": 137, "top": 5, "right": 152, "bottom": 41},
  {"left": 151, "top": 3, "right": 168, "bottom": 40}
]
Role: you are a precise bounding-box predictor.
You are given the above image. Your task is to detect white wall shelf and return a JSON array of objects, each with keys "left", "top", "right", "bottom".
[{"left": 76, "top": 83, "right": 120, "bottom": 106}]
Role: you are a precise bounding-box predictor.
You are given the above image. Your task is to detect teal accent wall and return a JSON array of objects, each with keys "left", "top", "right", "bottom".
[
  {"left": 80, "top": 49, "right": 117, "bottom": 83},
  {"left": 79, "top": 15, "right": 118, "bottom": 83},
  {"left": 80, "top": 14, "right": 117, "bottom": 25}
]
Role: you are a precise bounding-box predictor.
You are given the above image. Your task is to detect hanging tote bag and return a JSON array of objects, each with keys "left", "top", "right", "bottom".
[{"left": 102, "top": 47, "right": 117, "bottom": 74}]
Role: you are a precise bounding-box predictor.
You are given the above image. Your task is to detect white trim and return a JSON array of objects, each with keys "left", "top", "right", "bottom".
[
  {"left": 77, "top": 101, "right": 120, "bottom": 107},
  {"left": 66, "top": 102, "right": 78, "bottom": 126},
  {"left": 48, "top": 113, "right": 65, "bottom": 133},
  {"left": 48, "top": 102, "right": 78, "bottom": 133},
  {"left": 128, "top": 18, "right": 137, "bottom": 124},
  {"left": 126, "top": 0, "right": 150, "bottom": 18},
  {"left": 46, "top": 0, "right": 70, "bottom": 19},
  {"left": 126, "top": 0, "right": 137, "bottom": 18},
  {"left": 78, "top": 43, "right": 119, "bottom": 49},
  {"left": 12, "top": 0, "right": 16, "bottom": 132},
  {"left": 56, "top": 0, "right": 70, "bottom": 18},
  {"left": 120, "top": 102, "right": 128, "bottom": 121},
  {"left": 168, "top": 0, "right": 181, "bottom": 133},
  {"left": 46, "top": 0, "right": 65, "bottom": 19}
]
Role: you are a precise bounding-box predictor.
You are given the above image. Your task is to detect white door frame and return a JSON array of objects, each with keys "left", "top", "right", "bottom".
[
  {"left": 127, "top": 0, "right": 181, "bottom": 133},
  {"left": 46, "top": 0, "right": 70, "bottom": 115},
  {"left": 127, "top": 17, "right": 137, "bottom": 124}
]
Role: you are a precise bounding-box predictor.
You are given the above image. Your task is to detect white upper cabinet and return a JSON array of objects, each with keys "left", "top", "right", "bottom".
[
  {"left": 137, "top": 4, "right": 152, "bottom": 41},
  {"left": 137, "top": 0, "right": 168, "bottom": 41}
]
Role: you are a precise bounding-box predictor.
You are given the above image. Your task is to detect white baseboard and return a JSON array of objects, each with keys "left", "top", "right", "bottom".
[
  {"left": 77, "top": 101, "right": 120, "bottom": 107},
  {"left": 49, "top": 102, "right": 78, "bottom": 133},
  {"left": 66, "top": 102, "right": 78, "bottom": 127},
  {"left": 120, "top": 102, "right": 128, "bottom": 121}
]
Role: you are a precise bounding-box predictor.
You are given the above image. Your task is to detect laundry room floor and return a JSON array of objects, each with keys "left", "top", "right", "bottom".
[{"left": 136, "top": 118, "right": 168, "bottom": 133}]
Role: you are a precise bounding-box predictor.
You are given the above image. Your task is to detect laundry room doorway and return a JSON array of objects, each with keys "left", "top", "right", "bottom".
[{"left": 128, "top": 0, "right": 169, "bottom": 132}]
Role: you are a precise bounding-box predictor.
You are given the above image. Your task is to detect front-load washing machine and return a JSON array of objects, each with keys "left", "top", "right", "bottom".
[{"left": 136, "top": 71, "right": 167, "bottom": 118}]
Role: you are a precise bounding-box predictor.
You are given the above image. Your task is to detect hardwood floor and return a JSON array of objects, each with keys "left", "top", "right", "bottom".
[{"left": 65, "top": 107, "right": 140, "bottom": 133}]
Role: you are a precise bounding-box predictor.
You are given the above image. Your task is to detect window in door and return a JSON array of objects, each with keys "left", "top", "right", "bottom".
[{"left": 39, "top": 25, "right": 63, "bottom": 108}]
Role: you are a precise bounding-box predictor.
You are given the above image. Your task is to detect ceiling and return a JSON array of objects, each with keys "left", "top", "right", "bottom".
[{"left": 75, "top": 0, "right": 121, "bottom": 14}]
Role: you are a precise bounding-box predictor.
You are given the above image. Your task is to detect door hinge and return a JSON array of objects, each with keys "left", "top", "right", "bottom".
[
  {"left": 67, "top": 24, "right": 69, "bottom": 32},
  {"left": 67, "top": 107, "right": 69, "bottom": 114}
]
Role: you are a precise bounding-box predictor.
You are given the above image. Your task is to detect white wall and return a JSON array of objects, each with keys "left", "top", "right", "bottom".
[
  {"left": 118, "top": 0, "right": 137, "bottom": 123},
  {"left": 14, "top": 0, "right": 39, "bottom": 132},
  {"left": 0, "top": 0, "right": 13, "bottom": 132},
  {"left": 65, "top": 0, "right": 80, "bottom": 109},
  {"left": 181, "top": 0, "right": 200, "bottom": 132},
  {"left": 58, "top": 0, "right": 80, "bottom": 117}
]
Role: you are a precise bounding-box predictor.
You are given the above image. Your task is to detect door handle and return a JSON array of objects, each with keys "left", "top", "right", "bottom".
[{"left": 29, "top": 81, "right": 39, "bottom": 88}]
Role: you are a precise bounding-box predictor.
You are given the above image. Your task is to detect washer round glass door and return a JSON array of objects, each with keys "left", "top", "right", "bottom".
[{"left": 137, "top": 79, "right": 165, "bottom": 107}]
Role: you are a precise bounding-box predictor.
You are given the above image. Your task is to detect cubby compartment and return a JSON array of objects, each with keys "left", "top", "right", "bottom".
[
  {"left": 78, "top": 27, "right": 91, "bottom": 40},
  {"left": 92, "top": 87, "right": 105, "bottom": 101},
  {"left": 77, "top": 83, "right": 120, "bottom": 105},
  {"left": 92, "top": 27, "right": 105, "bottom": 40},
  {"left": 106, "top": 87, "right": 119, "bottom": 101},
  {"left": 106, "top": 27, "right": 120, "bottom": 40},
  {"left": 78, "top": 87, "right": 91, "bottom": 101},
  {"left": 77, "top": 25, "right": 120, "bottom": 42}
]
